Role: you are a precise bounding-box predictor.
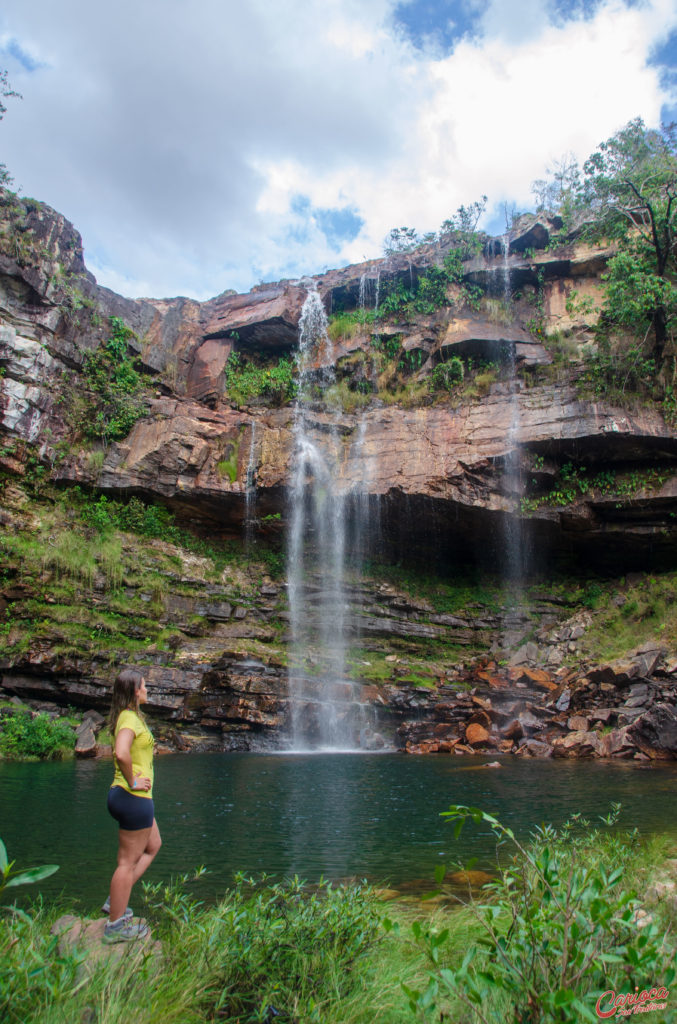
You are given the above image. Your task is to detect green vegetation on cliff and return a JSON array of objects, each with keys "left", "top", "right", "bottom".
[
  {"left": 60, "top": 316, "right": 151, "bottom": 445},
  {"left": 224, "top": 350, "right": 296, "bottom": 406},
  {"left": 0, "top": 471, "right": 284, "bottom": 667}
]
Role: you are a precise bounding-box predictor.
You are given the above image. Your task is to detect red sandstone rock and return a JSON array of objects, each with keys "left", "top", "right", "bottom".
[
  {"left": 467, "top": 710, "right": 492, "bottom": 728},
  {"left": 433, "top": 722, "right": 456, "bottom": 738},
  {"left": 515, "top": 668, "right": 558, "bottom": 691},
  {"left": 465, "top": 722, "right": 490, "bottom": 747}
]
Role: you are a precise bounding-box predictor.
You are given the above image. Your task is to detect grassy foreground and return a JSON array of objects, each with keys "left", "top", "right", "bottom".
[{"left": 1, "top": 813, "right": 676, "bottom": 1024}]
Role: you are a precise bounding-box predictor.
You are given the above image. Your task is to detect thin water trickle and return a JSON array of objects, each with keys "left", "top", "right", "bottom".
[
  {"left": 500, "top": 233, "right": 525, "bottom": 616},
  {"left": 244, "top": 420, "right": 257, "bottom": 551}
]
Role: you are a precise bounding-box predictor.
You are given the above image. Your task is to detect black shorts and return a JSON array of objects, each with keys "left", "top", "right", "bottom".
[{"left": 107, "top": 786, "right": 155, "bottom": 831}]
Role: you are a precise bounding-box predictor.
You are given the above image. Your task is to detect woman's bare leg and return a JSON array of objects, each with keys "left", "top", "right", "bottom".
[
  {"left": 130, "top": 819, "right": 162, "bottom": 885},
  {"left": 109, "top": 826, "right": 151, "bottom": 921}
]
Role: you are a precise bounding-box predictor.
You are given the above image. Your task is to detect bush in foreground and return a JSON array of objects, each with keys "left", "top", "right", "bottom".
[
  {"left": 0, "top": 873, "right": 384, "bottom": 1024},
  {"left": 396, "top": 805, "right": 676, "bottom": 1023}
]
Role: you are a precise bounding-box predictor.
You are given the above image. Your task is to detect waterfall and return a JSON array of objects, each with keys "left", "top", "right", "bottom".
[
  {"left": 286, "top": 285, "right": 375, "bottom": 751},
  {"left": 499, "top": 234, "right": 525, "bottom": 615},
  {"left": 358, "top": 271, "right": 380, "bottom": 317},
  {"left": 358, "top": 273, "right": 368, "bottom": 311},
  {"left": 244, "top": 420, "right": 257, "bottom": 551}
]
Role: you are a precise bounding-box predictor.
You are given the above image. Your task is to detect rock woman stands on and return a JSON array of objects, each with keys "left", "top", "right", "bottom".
[{"left": 103, "top": 668, "right": 162, "bottom": 943}]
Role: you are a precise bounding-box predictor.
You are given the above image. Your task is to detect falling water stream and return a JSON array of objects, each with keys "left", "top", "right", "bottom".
[
  {"left": 244, "top": 420, "right": 257, "bottom": 552},
  {"left": 286, "top": 285, "right": 376, "bottom": 751},
  {"left": 498, "top": 235, "right": 526, "bottom": 632}
]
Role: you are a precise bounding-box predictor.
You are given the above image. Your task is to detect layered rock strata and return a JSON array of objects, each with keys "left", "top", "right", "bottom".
[
  {"left": 1, "top": 194, "right": 677, "bottom": 757},
  {"left": 2, "top": 192, "right": 676, "bottom": 571}
]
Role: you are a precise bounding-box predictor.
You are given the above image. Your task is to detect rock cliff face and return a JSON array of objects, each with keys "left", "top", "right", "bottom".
[
  {"left": 1, "top": 192, "right": 677, "bottom": 757},
  {"left": 2, "top": 193, "right": 675, "bottom": 570}
]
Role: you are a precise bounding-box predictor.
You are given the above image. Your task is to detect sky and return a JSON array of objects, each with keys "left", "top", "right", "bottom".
[{"left": 0, "top": 0, "right": 676, "bottom": 301}]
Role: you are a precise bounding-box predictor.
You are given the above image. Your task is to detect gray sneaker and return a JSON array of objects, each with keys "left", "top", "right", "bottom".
[
  {"left": 101, "top": 898, "right": 133, "bottom": 920},
  {"left": 102, "top": 918, "right": 149, "bottom": 944}
]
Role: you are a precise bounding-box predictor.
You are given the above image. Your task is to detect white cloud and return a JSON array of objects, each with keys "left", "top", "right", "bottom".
[{"left": 0, "top": 0, "right": 675, "bottom": 299}]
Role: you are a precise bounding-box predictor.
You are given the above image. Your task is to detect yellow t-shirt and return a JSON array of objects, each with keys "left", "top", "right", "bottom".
[{"left": 111, "top": 709, "right": 154, "bottom": 799}]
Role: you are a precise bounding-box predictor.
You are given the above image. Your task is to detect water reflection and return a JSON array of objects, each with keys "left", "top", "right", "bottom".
[{"left": 1, "top": 754, "right": 675, "bottom": 906}]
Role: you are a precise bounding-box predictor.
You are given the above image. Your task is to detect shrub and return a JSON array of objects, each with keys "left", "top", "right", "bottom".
[
  {"left": 431, "top": 358, "right": 464, "bottom": 392},
  {"left": 224, "top": 352, "right": 296, "bottom": 406},
  {"left": 42, "top": 531, "right": 96, "bottom": 585},
  {"left": 582, "top": 340, "right": 656, "bottom": 398},
  {"left": 76, "top": 491, "right": 183, "bottom": 544},
  {"left": 142, "top": 872, "right": 382, "bottom": 1022},
  {"left": 0, "top": 711, "right": 74, "bottom": 760},
  {"left": 78, "top": 316, "right": 150, "bottom": 444},
  {"left": 400, "top": 805, "right": 676, "bottom": 1024}
]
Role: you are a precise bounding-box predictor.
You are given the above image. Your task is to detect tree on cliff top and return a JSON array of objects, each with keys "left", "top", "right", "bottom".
[
  {"left": 0, "top": 69, "right": 21, "bottom": 120},
  {"left": 582, "top": 119, "right": 677, "bottom": 367},
  {"left": 0, "top": 68, "right": 21, "bottom": 188},
  {"left": 540, "top": 120, "right": 677, "bottom": 369}
]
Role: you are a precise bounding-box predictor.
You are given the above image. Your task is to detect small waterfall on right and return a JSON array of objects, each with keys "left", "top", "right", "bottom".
[
  {"left": 498, "top": 233, "right": 526, "bottom": 637},
  {"left": 244, "top": 420, "right": 257, "bottom": 552}
]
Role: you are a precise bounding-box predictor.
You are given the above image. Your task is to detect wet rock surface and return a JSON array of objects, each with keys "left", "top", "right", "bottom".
[{"left": 395, "top": 641, "right": 677, "bottom": 761}]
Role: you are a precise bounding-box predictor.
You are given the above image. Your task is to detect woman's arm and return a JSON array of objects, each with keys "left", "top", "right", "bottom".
[{"left": 114, "top": 727, "right": 151, "bottom": 791}]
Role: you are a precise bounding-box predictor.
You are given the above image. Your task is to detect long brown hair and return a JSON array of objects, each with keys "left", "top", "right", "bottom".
[{"left": 108, "top": 668, "right": 145, "bottom": 732}]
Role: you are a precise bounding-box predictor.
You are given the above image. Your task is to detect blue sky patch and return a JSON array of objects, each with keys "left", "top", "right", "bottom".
[
  {"left": 551, "top": 0, "right": 602, "bottom": 23},
  {"left": 392, "top": 0, "right": 486, "bottom": 53},
  {"left": 289, "top": 195, "right": 364, "bottom": 252},
  {"left": 1, "top": 37, "right": 45, "bottom": 73},
  {"left": 314, "top": 205, "right": 364, "bottom": 251},
  {"left": 649, "top": 28, "right": 677, "bottom": 122},
  {"left": 393, "top": 0, "right": 650, "bottom": 52}
]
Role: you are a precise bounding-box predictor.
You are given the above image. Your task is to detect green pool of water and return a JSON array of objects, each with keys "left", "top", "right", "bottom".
[{"left": 2, "top": 753, "right": 675, "bottom": 909}]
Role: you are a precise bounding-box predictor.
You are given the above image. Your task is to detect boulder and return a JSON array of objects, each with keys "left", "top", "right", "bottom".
[
  {"left": 599, "top": 728, "right": 637, "bottom": 758},
  {"left": 555, "top": 688, "right": 571, "bottom": 712},
  {"left": 82, "top": 709, "right": 105, "bottom": 734},
  {"left": 517, "top": 710, "right": 542, "bottom": 733},
  {"left": 588, "top": 708, "right": 614, "bottom": 725},
  {"left": 465, "top": 722, "right": 490, "bottom": 747},
  {"left": 552, "top": 730, "right": 603, "bottom": 758},
  {"left": 516, "top": 667, "right": 557, "bottom": 691},
  {"left": 502, "top": 718, "right": 524, "bottom": 741},
  {"left": 509, "top": 643, "right": 540, "bottom": 667},
  {"left": 51, "top": 914, "right": 160, "bottom": 977},
  {"left": 587, "top": 660, "right": 642, "bottom": 688},
  {"left": 449, "top": 869, "right": 494, "bottom": 887},
  {"left": 74, "top": 723, "right": 97, "bottom": 758},
  {"left": 627, "top": 704, "right": 677, "bottom": 760},
  {"left": 516, "top": 739, "right": 554, "bottom": 758}
]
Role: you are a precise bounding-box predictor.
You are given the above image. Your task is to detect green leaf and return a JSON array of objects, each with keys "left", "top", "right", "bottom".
[
  {"left": 0, "top": 838, "right": 7, "bottom": 872},
  {"left": 5, "top": 864, "right": 60, "bottom": 888}
]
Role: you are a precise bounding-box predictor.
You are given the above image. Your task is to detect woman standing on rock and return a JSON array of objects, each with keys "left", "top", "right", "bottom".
[{"left": 103, "top": 668, "right": 161, "bottom": 944}]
